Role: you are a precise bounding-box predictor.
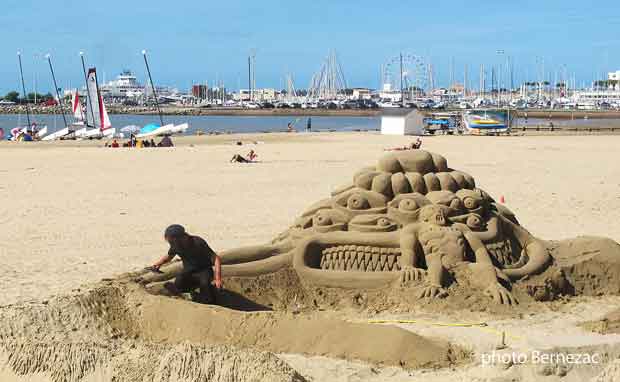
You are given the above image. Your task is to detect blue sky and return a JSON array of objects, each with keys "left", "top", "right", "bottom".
[{"left": 1, "top": 0, "right": 619, "bottom": 95}]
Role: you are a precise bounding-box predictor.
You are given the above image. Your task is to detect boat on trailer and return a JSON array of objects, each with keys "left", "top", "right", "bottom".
[{"left": 462, "top": 109, "right": 512, "bottom": 135}]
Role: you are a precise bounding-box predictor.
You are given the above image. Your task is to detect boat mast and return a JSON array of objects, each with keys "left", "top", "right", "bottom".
[
  {"left": 142, "top": 50, "right": 164, "bottom": 126},
  {"left": 46, "top": 54, "right": 68, "bottom": 129},
  {"left": 80, "top": 52, "right": 96, "bottom": 128},
  {"left": 93, "top": 68, "right": 105, "bottom": 130},
  {"left": 17, "top": 52, "right": 32, "bottom": 128},
  {"left": 399, "top": 52, "right": 404, "bottom": 106}
]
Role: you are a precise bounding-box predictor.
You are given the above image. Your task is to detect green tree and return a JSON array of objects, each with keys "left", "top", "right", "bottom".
[{"left": 4, "top": 91, "right": 19, "bottom": 102}]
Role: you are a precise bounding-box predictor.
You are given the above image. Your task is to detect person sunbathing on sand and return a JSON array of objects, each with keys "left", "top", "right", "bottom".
[
  {"left": 230, "top": 149, "right": 258, "bottom": 163},
  {"left": 147, "top": 224, "right": 223, "bottom": 304},
  {"left": 385, "top": 138, "right": 422, "bottom": 151}
]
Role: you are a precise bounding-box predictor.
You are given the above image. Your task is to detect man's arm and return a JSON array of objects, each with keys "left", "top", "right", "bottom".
[
  {"left": 213, "top": 254, "right": 223, "bottom": 289},
  {"left": 152, "top": 248, "right": 175, "bottom": 269}
]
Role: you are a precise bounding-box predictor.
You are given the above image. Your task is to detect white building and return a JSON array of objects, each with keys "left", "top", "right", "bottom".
[
  {"left": 380, "top": 109, "right": 424, "bottom": 135},
  {"left": 235, "top": 88, "right": 279, "bottom": 101},
  {"left": 100, "top": 70, "right": 145, "bottom": 98}
]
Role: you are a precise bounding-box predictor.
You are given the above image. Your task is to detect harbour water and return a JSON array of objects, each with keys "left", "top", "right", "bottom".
[
  {"left": 2, "top": 113, "right": 619, "bottom": 137},
  {"left": 0, "top": 114, "right": 381, "bottom": 135}
]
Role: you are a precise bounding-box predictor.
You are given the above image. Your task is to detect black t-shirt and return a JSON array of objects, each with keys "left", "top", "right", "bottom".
[{"left": 168, "top": 235, "right": 216, "bottom": 273}]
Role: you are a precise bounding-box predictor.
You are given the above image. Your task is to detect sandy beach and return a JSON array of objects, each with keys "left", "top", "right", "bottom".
[{"left": 1, "top": 132, "right": 620, "bottom": 381}]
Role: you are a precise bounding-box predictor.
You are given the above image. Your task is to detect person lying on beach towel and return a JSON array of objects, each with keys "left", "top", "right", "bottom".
[
  {"left": 147, "top": 224, "right": 223, "bottom": 304},
  {"left": 230, "top": 149, "right": 258, "bottom": 163},
  {"left": 384, "top": 138, "right": 422, "bottom": 151}
]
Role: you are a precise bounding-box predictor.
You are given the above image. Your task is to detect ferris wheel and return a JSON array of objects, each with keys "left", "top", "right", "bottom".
[{"left": 382, "top": 54, "right": 428, "bottom": 97}]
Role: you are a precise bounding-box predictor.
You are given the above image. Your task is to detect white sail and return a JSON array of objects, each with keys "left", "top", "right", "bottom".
[
  {"left": 101, "top": 100, "right": 112, "bottom": 130},
  {"left": 72, "top": 89, "right": 84, "bottom": 121},
  {"left": 85, "top": 68, "right": 112, "bottom": 131}
]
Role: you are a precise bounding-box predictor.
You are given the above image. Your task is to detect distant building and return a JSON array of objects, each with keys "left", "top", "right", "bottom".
[
  {"left": 192, "top": 84, "right": 208, "bottom": 100},
  {"left": 608, "top": 71, "right": 620, "bottom": 81},
  {"left": 380, "top": 109, "right": 424, "bottom": 136},
  {"left": 352, "top": 88, "right": 371, "bottom": 99},
  {"left": 236, "top": 88, "right": 278, "bottom": 101},
  {"left": 100, "top": 70, "right": 144, "bottom": 98}
]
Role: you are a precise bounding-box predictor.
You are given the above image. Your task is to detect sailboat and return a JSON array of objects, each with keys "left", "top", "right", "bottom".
[
  {"left": 45, "top": 68, "right": 115, "bottom": 140},
  {"left": 76, "top": 68, "right": 115, "bottom": 139},
  {"left": 12, "top": 52, "right": 48, "bottom": 141},
  {"left": 136, "top": 50, "right": 188, "bottom": 139}
]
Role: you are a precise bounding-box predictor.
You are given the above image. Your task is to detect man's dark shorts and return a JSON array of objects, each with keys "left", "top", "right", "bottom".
[{"left": 172, "top": 268, "right": 216, "bottom": 304}]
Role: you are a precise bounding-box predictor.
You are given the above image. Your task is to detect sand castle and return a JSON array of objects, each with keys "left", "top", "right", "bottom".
[
  {"left": 143, "top": 150, "right": 620, "bottom": 305},
  {"left": 2, "top": 150, "right": 620, "bottom": 381}
]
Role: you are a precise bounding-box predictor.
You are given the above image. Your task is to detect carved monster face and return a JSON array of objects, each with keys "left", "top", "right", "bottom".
[
  {"left": 419, "top": 205, "right": 448, "bottom": 226},
  {"left": 425, "top": 191, "right": 463, "bottom": 217}
]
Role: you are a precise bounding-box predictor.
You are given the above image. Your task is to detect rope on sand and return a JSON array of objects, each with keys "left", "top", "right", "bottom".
[{"left": 367, "top": 319, "right": 524, "bottom": 342}]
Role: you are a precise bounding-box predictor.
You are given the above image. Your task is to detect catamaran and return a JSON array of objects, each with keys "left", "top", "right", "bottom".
[{"left": 43, "top": 68, "right": 115, "bottom": 140}]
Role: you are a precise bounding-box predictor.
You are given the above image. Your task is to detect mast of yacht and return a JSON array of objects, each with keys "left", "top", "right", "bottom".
[
  {"left": 17, "top": 52, "right": 32, "bottom": 128},
  {"left": 80, "top": 52, "right": 96, "bottom": 128},
  {"left": 142, "top": 50, "right": 164, "bottom": 127},
  {"left": 45, "top": 54, "right": 68, "bottom": 129}
]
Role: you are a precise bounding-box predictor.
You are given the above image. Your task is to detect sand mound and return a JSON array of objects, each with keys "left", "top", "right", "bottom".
[{"left": 0, "top": 279, "right": 467, "bottom": 381}]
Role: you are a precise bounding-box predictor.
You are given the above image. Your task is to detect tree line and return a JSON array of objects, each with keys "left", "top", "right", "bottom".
[{"left": 1, "top": 91, "right": 56, "bottom": 103}]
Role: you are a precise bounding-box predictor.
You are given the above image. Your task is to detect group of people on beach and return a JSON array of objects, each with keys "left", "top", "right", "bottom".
[{"left": 105, "top": 135, "right": 174, "bottom": 149}]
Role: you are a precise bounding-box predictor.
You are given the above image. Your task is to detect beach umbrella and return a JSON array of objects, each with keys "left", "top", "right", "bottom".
[{"left": 120, "top": 125, "right": 141, "bottom": 134}]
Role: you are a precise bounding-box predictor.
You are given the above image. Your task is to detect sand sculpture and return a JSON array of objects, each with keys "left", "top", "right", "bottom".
[
  {"left": 142, "top": 150, "right": 620, "bottom": 305},
  {"left": 3, "top": 150, "right": 620, "bottom": 381}
]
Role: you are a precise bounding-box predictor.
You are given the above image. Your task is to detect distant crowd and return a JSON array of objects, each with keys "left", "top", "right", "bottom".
[{"left": 105, "top": 134, "right": 174, "bottom": 148}]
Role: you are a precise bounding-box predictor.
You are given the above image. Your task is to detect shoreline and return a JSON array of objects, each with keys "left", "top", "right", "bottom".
[
  {"left": 2, "top": 105, "right": 620, "bottom": 119},
  {"left": 0, "top": 105, "right": 381, "bottom": 117}
]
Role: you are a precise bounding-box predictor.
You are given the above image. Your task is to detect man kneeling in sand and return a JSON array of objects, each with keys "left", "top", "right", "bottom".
[{"left": 149, "top": 224, "right": 223, "bottom": 304}]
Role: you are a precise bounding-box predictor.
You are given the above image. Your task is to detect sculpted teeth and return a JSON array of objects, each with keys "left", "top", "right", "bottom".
[{"left": 319, "top": 245, "right": 401, "bottom": 271}]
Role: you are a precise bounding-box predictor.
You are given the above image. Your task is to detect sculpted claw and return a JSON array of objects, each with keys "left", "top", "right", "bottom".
[
  {"left": 400, "top": 266, "right": 426, "bottom": 284},
  {"left": 484, "top": 283, "right": 518, "bottom": 305},
  {"left": 418, "top": 284, "right": 448, "bottom": 299}
]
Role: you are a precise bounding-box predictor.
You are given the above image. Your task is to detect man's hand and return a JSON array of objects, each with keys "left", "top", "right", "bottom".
[
  {"left": 212, "top": 279, "right": 223, "bottom": 289},
  {"left": 144, "top": 265, "right": 164, "bottom": 274}
]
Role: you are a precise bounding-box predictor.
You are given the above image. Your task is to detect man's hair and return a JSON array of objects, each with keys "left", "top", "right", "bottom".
[{"left": 164, "top": 224, "right": 186, "bottom": 239}]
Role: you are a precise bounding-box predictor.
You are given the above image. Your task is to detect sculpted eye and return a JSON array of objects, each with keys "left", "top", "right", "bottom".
[
  {"left": 467, "top": 214, "right": 482, "bottom": 228},
  {"left": 464, "top": 197, "right": 479, "bottom": 210},
  {"left": 314, "top": 214, "right": 333, "bottom": 226},
  {"left": 347, "top": 194, "right": 370, "bottom": 210},
  {"left": 398, "top": 199, "right": 419, "bottom": 211},
  {"left": 377, "top": 218, "right": 391, "bottom": 227}
]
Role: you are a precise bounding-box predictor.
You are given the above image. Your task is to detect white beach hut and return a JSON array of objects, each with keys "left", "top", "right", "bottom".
[{"left": 380, "top": 109, "right": 425, "bottom": 136}]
